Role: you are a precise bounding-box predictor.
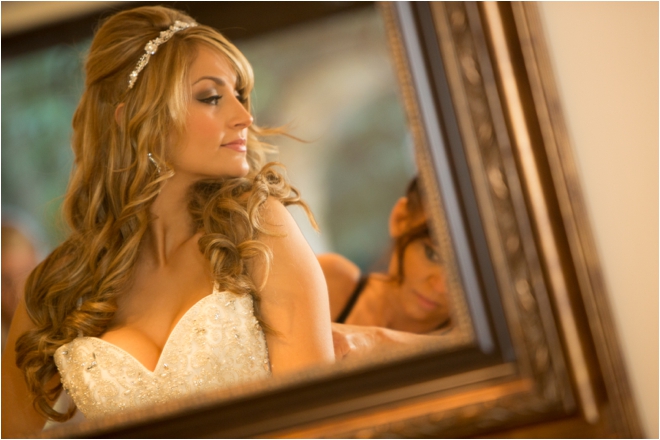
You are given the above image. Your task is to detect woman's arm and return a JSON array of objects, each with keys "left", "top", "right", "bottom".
[
  {"left": 331, "top": 323, "right": 445, "bottom": 361},
  {"left": 250, "top": 198, "right": 334, "bottom": 375},
  {"left": 2, "top": 299, "right": 49, "bottom": 437}
]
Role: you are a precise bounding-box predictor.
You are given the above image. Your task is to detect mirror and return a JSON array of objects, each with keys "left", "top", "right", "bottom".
[
  {"left": 1, "top": 1, "right": 641, "bottom": 438},
  {"left": 2, "top": 3, "right": 476, "bottom": 436},
  {"left": 2, "top": 0, "right": 475, "bottom": 367}
]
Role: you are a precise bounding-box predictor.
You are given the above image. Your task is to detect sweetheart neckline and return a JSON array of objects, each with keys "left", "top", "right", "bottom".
[{"left": 60, "top": 289, "right": 241, "bottom": 374}]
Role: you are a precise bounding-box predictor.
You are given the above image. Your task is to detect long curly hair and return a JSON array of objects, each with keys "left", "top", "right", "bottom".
[{"left": 14, "top": 6, "right": 313, "bottom": 422}]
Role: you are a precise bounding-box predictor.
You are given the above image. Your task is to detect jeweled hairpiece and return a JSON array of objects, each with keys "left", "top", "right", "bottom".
[{"left": 128, "top": 20, "right": 198, "bottom": 89}]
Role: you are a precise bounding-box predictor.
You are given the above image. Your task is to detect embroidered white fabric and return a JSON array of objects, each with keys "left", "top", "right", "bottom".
[{"left": 53, "top": 289, "right": 270, "bottom": 420}]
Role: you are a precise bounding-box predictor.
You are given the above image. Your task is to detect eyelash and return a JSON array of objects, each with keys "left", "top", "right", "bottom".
[
  {"left": 199, "top": 93, "right": 247, "bottom": 106},
  {"left": 424, "top": 243, "right": 441, "bottom": 263},
  {"left": 199, "top": 95, "right": 221, "bottom": 105}
]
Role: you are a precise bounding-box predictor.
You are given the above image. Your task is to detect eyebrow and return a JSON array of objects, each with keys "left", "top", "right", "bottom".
[{"left": 192, "top": 76, "right": 226, "bottom": 86}]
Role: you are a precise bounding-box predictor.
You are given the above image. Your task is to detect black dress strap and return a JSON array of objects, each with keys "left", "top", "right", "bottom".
[{"left": 335, "top": 275, "right": 369, "bottom": 324}]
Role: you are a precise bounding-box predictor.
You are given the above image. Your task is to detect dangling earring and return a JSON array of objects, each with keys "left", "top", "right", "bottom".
[{"left": 148, "top": 152, "right": 161, "bottom": 174}]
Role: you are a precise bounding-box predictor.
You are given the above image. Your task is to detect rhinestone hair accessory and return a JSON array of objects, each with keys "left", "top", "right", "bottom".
[{"left": 128, "top": 20, "right": 198, "bottom": 89}]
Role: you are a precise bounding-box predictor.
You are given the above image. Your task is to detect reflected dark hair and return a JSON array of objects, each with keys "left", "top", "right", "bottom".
[{"left": 392, "top": 177, "right": 429, "bottom": 283}]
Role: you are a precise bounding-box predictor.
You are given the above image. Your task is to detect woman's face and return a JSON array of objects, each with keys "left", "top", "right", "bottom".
[
  {"left": 171, "top": 45, "right": 253, "bottom": 180},
  {"left": 397, "top": 237, "right": 450, "bottom": 327}
]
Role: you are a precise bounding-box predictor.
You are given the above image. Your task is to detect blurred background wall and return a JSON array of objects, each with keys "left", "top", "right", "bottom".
[{"left": 538, "top": 2, "right": 658, "bottom": 437}]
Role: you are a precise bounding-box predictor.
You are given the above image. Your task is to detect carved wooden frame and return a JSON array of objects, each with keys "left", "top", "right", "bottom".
[{"left": 47, "top": 2, "right": 642, "bottom": 438}]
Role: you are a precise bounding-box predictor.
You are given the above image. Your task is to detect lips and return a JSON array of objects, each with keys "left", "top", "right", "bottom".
[
  {"left": 221, "top": 138, "right": 247, "bottom": 152},
  {"left": 413, "top": 290, "right": 440, "bottom": 310}
]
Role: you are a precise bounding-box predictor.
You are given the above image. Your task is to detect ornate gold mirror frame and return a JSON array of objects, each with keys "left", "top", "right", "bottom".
[{"left": 47, "top": 2, "right": 641, "bottom": 438}]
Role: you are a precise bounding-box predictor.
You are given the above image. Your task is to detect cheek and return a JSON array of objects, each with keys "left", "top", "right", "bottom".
[
  {"left": 184, "top": 111, "right": 221, "bottom": 144},
  {"left": 401, "top": 247, "right": 426, "bottom": 281}
]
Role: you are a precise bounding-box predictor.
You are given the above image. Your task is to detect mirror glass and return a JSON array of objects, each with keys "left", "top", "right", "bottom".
[{"left": 2, "top": 3, "right": 479, "bottom": 433}]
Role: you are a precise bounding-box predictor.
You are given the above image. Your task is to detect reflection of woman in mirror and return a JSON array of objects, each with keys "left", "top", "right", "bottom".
[
  {"left": 319, "top": 178, "right": 452, "bottom": 358},
  {"left": 1, "top": 6, "right": 334, "bottom": 436}
]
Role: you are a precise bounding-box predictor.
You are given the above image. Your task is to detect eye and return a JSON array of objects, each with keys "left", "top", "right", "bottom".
[
  {"left": 199, "top": 95, "right": 221, "bottom": 105},
  {"left": 423, "top": 243, "right": 441, "bottom": 264}
]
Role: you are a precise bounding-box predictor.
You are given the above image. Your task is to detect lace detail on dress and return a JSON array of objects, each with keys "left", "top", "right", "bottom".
[{"left": 53, "top": 290, "right": 270, "bottom": 419}]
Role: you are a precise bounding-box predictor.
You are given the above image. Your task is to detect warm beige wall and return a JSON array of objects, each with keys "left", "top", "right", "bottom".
[
  {"left": 0, "top": 2, "right": 122, "bottom": 36},
  {"left": 537, "top": 2, "right": 658, "bottom": 437}
]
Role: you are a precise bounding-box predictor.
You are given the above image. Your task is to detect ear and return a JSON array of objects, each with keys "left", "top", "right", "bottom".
[
  {"left": 389, "top": 197, "right": 411, "bottom": 238},
  {"left": 114, "top": 103, "right": 125, "bottom": 126}
]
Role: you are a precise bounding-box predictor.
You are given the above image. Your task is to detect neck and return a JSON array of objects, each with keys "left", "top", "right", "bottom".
[{"left": 146, "top": 174, "right": 197, "bottom": 267}]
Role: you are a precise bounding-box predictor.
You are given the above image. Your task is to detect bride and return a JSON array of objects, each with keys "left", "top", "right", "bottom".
[{"left": 1, "top": 6, "right": 334, "bottom": 436}]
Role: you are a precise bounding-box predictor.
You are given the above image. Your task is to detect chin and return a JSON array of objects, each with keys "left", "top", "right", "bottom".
[
  {"left": 221, "top": 162, "right": 250, "bottom": 179},
  {"left": 234, "top": 165, "right": 250, "bottom": 178},
  {"left": 411, "top": 302, "right": 446, "bottom": 322}
]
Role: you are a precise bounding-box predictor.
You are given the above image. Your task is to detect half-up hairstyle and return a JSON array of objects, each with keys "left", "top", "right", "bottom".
[{"left": 15, "top": 5, "right": 310, "bottom": 422}]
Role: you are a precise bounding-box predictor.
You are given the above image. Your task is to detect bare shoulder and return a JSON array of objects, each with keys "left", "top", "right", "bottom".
[
  {"left": 248, "top": 196, "right": 310, "bottom": 288},
  {"left": 249, "top": 196, "right": 335, "bottom": 373},
  {"left": 317, "top": 253, "right": 361, "bottom": 320},
  {"left": 317, "top": 253, "right": 360, "bottom": 281},
  {"left": 258, "top": 196, "right": 300, "bottom": 234}
]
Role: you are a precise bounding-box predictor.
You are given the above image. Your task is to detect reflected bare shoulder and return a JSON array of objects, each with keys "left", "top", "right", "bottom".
[{"left": 317, "top": 253, "right": 360, "bottom": 320}]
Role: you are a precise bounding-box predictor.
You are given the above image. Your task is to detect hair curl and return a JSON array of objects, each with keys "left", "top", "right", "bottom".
[{"left": 15, "top": 5, "right": 311, "bottom": 422}]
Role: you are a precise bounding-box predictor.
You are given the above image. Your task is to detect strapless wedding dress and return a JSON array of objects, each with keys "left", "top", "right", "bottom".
[{"left": 50, "top": 289, "right": 270, "bottom": 423}]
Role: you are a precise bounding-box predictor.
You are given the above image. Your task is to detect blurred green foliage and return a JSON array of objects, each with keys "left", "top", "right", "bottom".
[{"left": 2, "top": 41, "right": 90, "bottom": 248}]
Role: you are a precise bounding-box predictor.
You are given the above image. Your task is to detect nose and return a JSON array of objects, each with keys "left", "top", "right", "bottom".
[
  {"left": 230, "top": 95, "right": 253, "bottom": 129},
  {"left": 428, "top": 266, "right": 446, "bottom": 296}
]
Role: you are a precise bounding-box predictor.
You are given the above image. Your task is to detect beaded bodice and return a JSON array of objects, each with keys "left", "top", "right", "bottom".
[{"left": 53, "top": 290, "right": 270, "bottom": 420}]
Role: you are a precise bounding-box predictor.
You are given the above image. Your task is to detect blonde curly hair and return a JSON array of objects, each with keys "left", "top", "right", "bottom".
[{"left": 15, "top": 5, "right": 313, "bottom": 422}]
